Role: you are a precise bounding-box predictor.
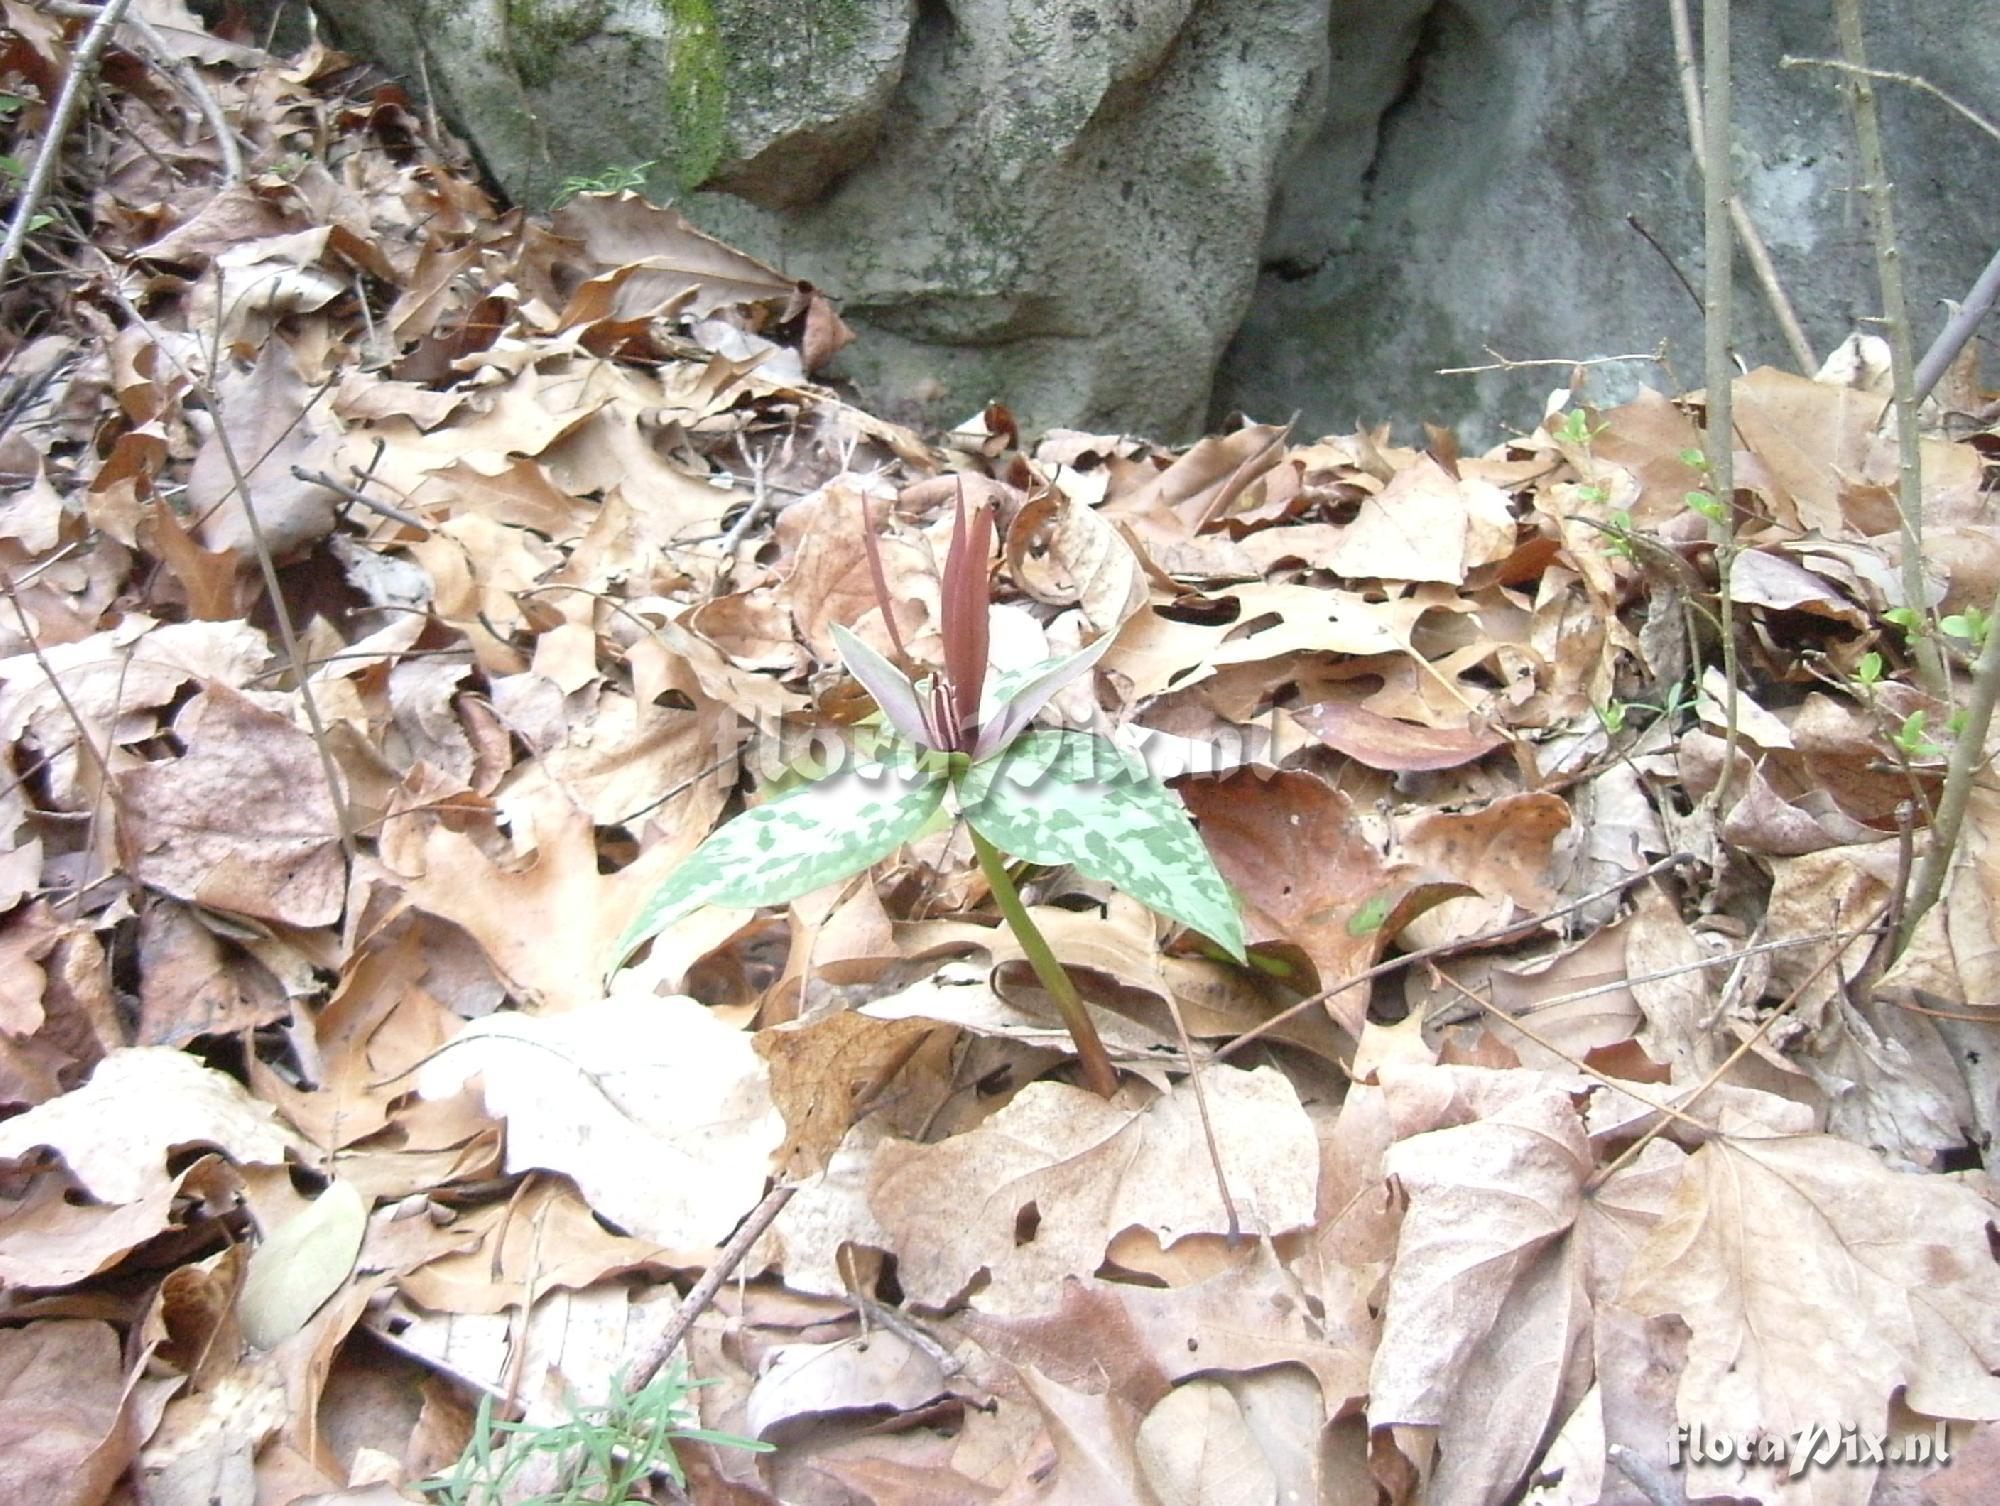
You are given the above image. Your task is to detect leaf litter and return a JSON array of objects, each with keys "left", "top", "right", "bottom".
[{"left": 0, "top": 11, "right": 1997, "bottom": 1506}]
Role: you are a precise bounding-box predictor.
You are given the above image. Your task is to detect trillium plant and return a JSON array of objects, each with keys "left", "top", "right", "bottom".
[{"left": 613, "top": 484, "right": 1245, "bottom": 1096}]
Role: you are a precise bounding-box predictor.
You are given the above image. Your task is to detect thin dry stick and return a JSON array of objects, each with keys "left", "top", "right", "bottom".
[
  {"left": 1433, "top": 971, "right": 1717, "bottom": 1139},
  {"left": 0, "top": 0, "right": 136, "bottom": 282},
  {"left": 93, "top": 274, "right": 358, "bottom": 860},
  {"left": 0, "top": 564, "right": 116, "bottom": 917},
  {"left": 39, "top": 0, "right": 247, "bottom": 182},
  {"left": 1830, "top": 0, "right": 1946, "bottom": 700},
  {"left": 1586, "top": 925, "right": 1870, "bottom": 1190},
  {"left": 1899, "top": 579, "right": 2000, "bottom": 952},
  {"left": 1781, "top": 56, "right": 2000, "bottom": 147},
  {"left": 1912, "top": 244, "right": 2000, "bottom": 410},
  {"left": 1436, "top": 345, "right": 1666, "bottom": 377},
  {"left": 1213, "top": 853, "right": 1695, "bottom": 1063},
  {"left": 289, "top": 464, "right": 430, "bottom": 531},
  {"left": 202, "top": 393, "right": 360, "bottom": 865},
  {"left": 1699, "top": 0, "right": 1744, "bottom": 817},
  {"left": 623, "top": 1028, "right": 932, "bottom": 1393},
  {"left": 623, "top": 1179, "right": 797, "bottom": 1393},
  {"left": 1667, "top": 0, "right": 1816, "bottom": 373},
  {"left": 1159, "top": 991, "right": 1240, "bottom": 1244}
]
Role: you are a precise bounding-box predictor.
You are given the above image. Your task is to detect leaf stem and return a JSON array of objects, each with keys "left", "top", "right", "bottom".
[{"left": 968, "top": 827, "right": 1119, "bottom": 1098}]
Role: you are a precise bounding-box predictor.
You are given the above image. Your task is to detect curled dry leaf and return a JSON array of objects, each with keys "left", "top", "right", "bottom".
[
  {"left": 0, "top": 1047, "right": 299, "bottom": 1204},
  {"left": 1005, "top": 487, "right": 1148, "bottom": 634}
]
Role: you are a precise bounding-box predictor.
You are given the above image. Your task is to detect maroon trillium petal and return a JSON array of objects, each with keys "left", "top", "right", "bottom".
[
  {"left": 939, "top": 481, "right": 994, "bottom": 753},
  {"left": 858, "top": 490, "right": 911, "bottom": 663}
]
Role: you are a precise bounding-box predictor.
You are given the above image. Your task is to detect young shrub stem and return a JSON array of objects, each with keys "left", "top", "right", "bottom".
[
  {"left": 1832, "top": 0, "right": 1947, "bottom": 698},
  {"left": 1701, "top": 0, "right": 1743, "bottom": 811},
  {"left": 1898, "top": 581, "right": 2000, "bottom": 954}
]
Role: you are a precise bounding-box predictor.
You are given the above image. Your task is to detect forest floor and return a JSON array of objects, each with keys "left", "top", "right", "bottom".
[{"left": 1, "top": 8, "right": 1999, "bottom": 1506}]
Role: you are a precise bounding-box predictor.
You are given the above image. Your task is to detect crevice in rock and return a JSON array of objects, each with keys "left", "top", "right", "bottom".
[{"left": 1357, "top": 0, "right": 1448, "bottom": 202}]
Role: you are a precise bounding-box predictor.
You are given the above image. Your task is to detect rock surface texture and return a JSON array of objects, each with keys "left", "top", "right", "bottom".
[{"left": 310, "top": 0, "right": 2000, "bottom": 443}]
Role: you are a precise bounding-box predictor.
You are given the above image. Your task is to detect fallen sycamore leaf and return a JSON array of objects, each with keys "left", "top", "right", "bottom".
[{"left": 1619, "top": 1133, "right": 2000, "bottom": 1506}]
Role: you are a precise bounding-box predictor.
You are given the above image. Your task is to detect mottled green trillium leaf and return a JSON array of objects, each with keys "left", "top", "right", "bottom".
[
  {"left": 956, "top": 729, "right": 1245, "bottom": 963},
  {"left": 612, "top": 755, "right": 947, "bottom": 973}
]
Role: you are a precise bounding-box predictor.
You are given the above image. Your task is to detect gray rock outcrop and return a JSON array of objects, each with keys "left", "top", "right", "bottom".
[{"left": 305, "top": 0, "right": 2000, "bottom": 444}]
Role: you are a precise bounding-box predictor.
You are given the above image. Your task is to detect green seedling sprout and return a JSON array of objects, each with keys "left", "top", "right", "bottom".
[{"left": 612, "top": 482, "right": 1244, "bottom": 1096}]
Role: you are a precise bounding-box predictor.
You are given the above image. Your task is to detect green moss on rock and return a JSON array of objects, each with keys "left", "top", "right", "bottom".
[
  {"left": 661, "top": 0, "right": 727, "bottom": 190},
  {"left": 503, "top": 0, "right": 611, "bottom": 89}
]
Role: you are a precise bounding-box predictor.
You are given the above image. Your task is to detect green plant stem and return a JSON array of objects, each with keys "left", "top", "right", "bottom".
[
  {"left": 1832, "top": 0, "right": 1946, "bottom": 699},
  {"left": 969, "top": 827, "right": 1119, "bottom": 1098},
  {"left": 1898, "top": 580, "right": 2000, "bottom": 954},
  {"left": 1702, "top": 0, "right": 1743, "bottom": 813}
]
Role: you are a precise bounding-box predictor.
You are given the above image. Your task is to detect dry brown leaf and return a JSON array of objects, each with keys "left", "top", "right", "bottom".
[
  {"left": 1369, "top": 1079, "right": 1594, "bottom": 1506},
  {"left": 1136, "top": 1379, "right": 1278, "bottom": 1506},
  {"left": 1328, "top": 456, "right": 1515, "bottom": 585},
  {"left": 548, "top": 195, "right": 797, "bottom": 318},
  {"left": 395, "top": 1178, "right": 686, "bottom": 1315},
  {"left": 116, "top": 685, "right": 345, "bottom": 928},
  {"left": 1291, "top": 702, "right": 1505, "bottom": 772},
  {"left": 0, "top": 1320, "right": 141, "bottom": 1506},
  {"left": 394, "top": 785, "right": 668, "bottom": 1013},
  {"left": 869, "top": 1068, "right": 1316, "bottom": 1315},
  {"left": 1005, "top": 488, "right": 1148, "bottom": 635},
  {"left": 1178, "top": 770, "right": 1416, "bottom": 1029},
  {"left": 743, "top": 1330, "right": 948, "bottom": 1443},
  {"left": 1620, "top": 1134, "right": 2000, "bottom": 1506},
  {"left": 186, "top": 342, "right": 342, "bottom": 558}
]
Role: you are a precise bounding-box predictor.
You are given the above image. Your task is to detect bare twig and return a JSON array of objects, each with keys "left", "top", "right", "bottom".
[
  {"left": 1699, "top": 0, "right": 1743, "bottom": 814},
  {"left": 1668, "top": 0, "right": 1817, "bottom": 372},
  {"left": 1160, "top": 991, "right": 1239, "bottom": 1244},
  {"left": 1829, "top": 0, "right": 1946, "bottom": 699},
  {"left": 289, "top": 464, "right": 431, "bottom": 531},
  {"left": 1214, "top": 853, "right": 1696, "bottom": 1063},
  {"left": 1437, "top": 345, "right": 1667, "bottom": 378},
  {"left": 38, "top": 0, "right": 248, "bottom": 182},
  {"left": 1587, "top": 922, "right": 1875, "bottom": 1189},
  {"left": 0, "top": 563, "right": 115, "bottom": 917},
  {"left": 1912, "top": 245, "right": 2000, "bottom": 409},
  {"left": 623, "top": 1179, "right": 798, "bottom": 1393},
  {"left": 1899, "top": 581, "right": 2000, "bottom": 953},
  {"left": 623, "top": 1026, "right": 929, "bottom": 1393},
  {"left": 1625, "top": 214, "right": 1706, "bottom": 318},
  {"left": 1781, "top": 55, "right": 2000, "bottom": 147},
  {"left": 0, "top": 0, "right": 136, "bottom": 283},
  {"left": 1435, "top": 970, "right": 1719, "bottom": 1139},
  {"left": 710, "top": 434, "right": 773, "bottom": 594}
]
